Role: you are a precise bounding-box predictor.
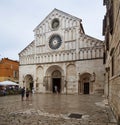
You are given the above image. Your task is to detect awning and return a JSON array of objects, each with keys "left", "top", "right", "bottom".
[{"left": 0, "top": 81, "right": 19, "bottom": 86}]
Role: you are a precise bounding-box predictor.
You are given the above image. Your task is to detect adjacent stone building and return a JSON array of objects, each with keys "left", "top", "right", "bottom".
[
  {"left": 0, "top": 58, "right": 19, "bottom": 82},
  {"left": 103, "top": 0, "right": 120, "bottom": 122},
  {"left": 19, "top": 9, "right": 105, "bottom": 94}
]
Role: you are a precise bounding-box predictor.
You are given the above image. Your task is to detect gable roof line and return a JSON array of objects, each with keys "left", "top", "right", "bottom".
[
  {"left": 33, "top": 8, "right": 82, "bottom": 31},
  {"left": 80, "top": 34, "right": 103, "bottom": 42},
  {"left": 86, "top": 34, "right": 103, "bottom": 42},
  {"left": 19, "top": 40, "right": 35, "bottom": 55}
]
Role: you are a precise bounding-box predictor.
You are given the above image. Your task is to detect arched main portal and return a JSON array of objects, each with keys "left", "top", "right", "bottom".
[
  {"left": 24, "top": 74, "right": 33, "bottom": 91},
  {"left": 52, "top": 70, "right": 61, "bottom": 93},
  {"left": 45, "top": 65, "right": 64, "bottom": 94}
]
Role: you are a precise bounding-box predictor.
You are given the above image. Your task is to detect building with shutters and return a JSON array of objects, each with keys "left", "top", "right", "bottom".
[{"left": 0, "top": 58, "right": 19, "bottom": 83}]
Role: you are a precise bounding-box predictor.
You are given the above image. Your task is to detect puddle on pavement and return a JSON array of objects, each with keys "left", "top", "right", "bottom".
[{"left": 68, "top": 113, "right": 82, "bottom": 119}]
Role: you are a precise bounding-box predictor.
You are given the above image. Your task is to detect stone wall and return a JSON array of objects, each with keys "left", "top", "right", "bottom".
[
  {"left": 19, "top": 58, "right": 105, "bottom": 95},
  {"left": 103, "top": 0, "right": 120, "bottom": 121}
]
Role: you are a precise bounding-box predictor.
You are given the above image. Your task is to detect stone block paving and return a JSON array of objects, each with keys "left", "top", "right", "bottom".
[{"left": 0, "top": 94, "right": 117, "bottom": 125}]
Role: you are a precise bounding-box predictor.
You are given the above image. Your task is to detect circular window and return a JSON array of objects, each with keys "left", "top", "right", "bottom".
[
  {"left": 51, "top": 18, "right": 59, "bottom": 29},
  {"left": 49, "top": 35, "right": 62, "bottom": 50}
]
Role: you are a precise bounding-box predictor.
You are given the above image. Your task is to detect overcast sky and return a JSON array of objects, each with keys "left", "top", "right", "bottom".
[{"left": 0, "top": 0, "right": 106, "bottom": 61}]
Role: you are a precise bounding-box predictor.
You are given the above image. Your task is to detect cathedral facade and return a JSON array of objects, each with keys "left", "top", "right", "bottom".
[{"left": 19, "top": 9, "right": 105, "bottom": 94}]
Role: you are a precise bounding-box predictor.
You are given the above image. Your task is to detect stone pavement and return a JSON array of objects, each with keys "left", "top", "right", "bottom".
[{"left": 0, "top": 94, "right": 117, "bottom": 125}]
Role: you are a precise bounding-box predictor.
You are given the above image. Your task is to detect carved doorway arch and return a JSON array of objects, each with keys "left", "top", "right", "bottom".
[
  {"left": 79, "top": 73, "right": 91, "bottom": 94},
  {"left": 24, "top": 74, "right": 33, "bottom": 91}
]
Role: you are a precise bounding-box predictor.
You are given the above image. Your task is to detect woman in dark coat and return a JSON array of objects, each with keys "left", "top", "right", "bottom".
[
  {"left": 26, "top": 88, "right": 30, "bottom": 101},
  {"left": 21, "top": 87, "right": 25, "bottom": 101}
]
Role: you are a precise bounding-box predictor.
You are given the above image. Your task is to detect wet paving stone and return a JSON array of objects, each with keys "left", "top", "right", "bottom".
[{"left": 0, "top": 94, "right": 117, "bottom": 125}]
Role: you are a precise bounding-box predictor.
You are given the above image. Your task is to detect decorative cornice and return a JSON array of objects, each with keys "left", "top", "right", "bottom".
[{"left": 19, "top": 57, "right": 103, "bottom": 66}]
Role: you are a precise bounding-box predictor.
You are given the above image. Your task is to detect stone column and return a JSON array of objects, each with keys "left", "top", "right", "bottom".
[
  {"left": 33, "top": 79, "right": 36, "bottom": 92},
  {"left": 61, "top": 76, "right": 65, "bottom": 93},
  {"left": 76, "top": 27, "right": 80, "bottom": 60},
  {"left": 64, "top": 80, "right": 68, "bottom": 95},
  {"left": 48, "top": 76, "right": 52, "bottom": 93},
  {"left": 33, "top": 65, "right": 38, "bottom": 93},
  {"left": 90, "top": 72, "right": 96, "bottom": 94}
]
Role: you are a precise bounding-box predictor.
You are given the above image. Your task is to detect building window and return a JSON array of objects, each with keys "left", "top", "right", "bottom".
[
  {"left": 49, "top": 35, "right": 62, "bottom": 50},
  {"left": 51, "top": 18, "right": 60, "bottom": 30},
  {"left": 109, "top": 0, "right": 114, "bottom": 34},
  {"left": 111, "top": 56, "right": 114, "bottom": 76},
  {"left": 103, "top": 0, "right": 109, "bottom": 5},
  {"left": 13, "top": 70, "right": 18, "bottom": 78},
  {"left": 103, "top": 52, "right": 106, "bottom": 64},
  {"left": 102, "top": 15, "right": 107, "bottom": 35},
  {"left": 106, "top": 32, "right": 109, "bottom": 50}
]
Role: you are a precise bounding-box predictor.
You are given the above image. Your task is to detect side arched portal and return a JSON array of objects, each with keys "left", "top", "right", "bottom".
[
  {"left": 24, "top": 74, "right": 33, "bottom": 91},
  {"left": 79, "top": 73, "right": 92, "bottom": 94}
]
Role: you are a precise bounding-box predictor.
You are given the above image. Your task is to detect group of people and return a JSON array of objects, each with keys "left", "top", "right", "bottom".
[{"left": 21, "top": 87, "right": 31, "bottom": 101}]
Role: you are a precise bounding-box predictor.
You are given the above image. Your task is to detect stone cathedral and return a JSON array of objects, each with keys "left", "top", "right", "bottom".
[{"left": 19, "top": 9, "right": 105, "bottom": 94}]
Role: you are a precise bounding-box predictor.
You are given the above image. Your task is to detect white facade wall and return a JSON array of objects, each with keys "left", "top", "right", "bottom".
[{"left": 19, "top": 9, "right": 105, "bottom": 94}]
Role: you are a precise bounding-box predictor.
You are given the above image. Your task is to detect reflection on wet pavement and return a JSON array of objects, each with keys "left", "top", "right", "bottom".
[{"left": 0, "top": 94, "right": 117, "bottom": 125}]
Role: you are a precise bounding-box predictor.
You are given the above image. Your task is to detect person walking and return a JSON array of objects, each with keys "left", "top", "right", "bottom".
[
  {"left": 21, "top": 87, "right": 25, "bottom": 101},
  {"left": 54, "top": 85, "right": 58, "bottom": 94},
  {"left": 26, "top": 88, "right": 30, "bottom": 101}
]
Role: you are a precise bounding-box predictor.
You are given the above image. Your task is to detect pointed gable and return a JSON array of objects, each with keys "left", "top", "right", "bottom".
[
  {"left": 19, "top": 8, "right": 103, "bottom": 66},
  {"left": 33, "top": 8, "right": 85, "bottom": 35}
]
